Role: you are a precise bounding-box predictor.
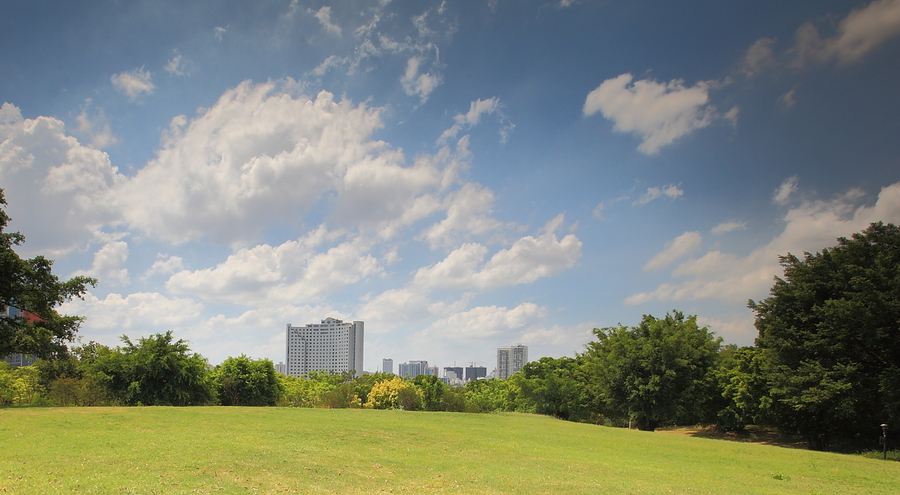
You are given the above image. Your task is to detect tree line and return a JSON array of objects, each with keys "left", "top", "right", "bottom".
[{"left": 2, "top": 187, "right": 898, "bottom": 451}]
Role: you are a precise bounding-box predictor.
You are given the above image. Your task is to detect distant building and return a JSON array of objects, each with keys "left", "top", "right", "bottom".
[
  {"left": 465, "top": 366, "right": 487, "bottom": 381},
  {"left": 425, "top": 365, "right": 438, "bottom": 376},
  {"left": 274, "top": 362, "right": 286, "bottom": 374},
  {"left": 398, "top": 360, "right": 428, "bottom": 378},
  {"left": 1, "top": 304, "right": 39, "bottom": 367},
  {"left": 497, "top": 344, "right": 528, "bottom": 379},
  {"left": 444, "top": 366, "right": 463, "bottom": 381},
  {"left": 382, "top": 358, "right": 393, "bottom": 374},
  {"left": 285, "top": 318, "right": 364, "bottom": 378}
]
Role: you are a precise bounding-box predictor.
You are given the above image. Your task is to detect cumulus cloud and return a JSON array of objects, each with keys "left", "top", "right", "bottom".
[
  {"left": 0, "top": 104, "right": 124, "bottom": 255},
  {"left": 413, "top": 214, "right": 582, "bottom": 290},
  {"left": 74, "top": 103, "right": 117, "bottom": 149},
  {"left": 61, "top": 291, "right": 203, "bottom": 332},
  {"left": 635, "top": 184, "right": 684, "bottom": 205},
  {"left": 73, "top": 241, "right": 130, "bottom": 286},
  {"left": 643, "top": 231, "right": 702, "bottom": 272},
  {"left": 418, "top": 183, "right": 506, "bottom": 250},
  {"left": 625, "top": 181, "right": 900, "bottom": 306},
  {"left": 164, "top": 53, "right": 190, "bottom": 76},
  {"left": 142, "top": 254, "right": 184, "bottom": 279},
  {"left": 165, "top": 228, "right": 383, "bottom": 306},
  {"left": 584, "top": 73, "right": 733, "bottom": 154},
  {"left": 114, "top": 81, "right": 389, "bottom": 245},
  {"left": 110, "top": 68, "right": 155, "bottom": 101},
  {"left": 418, "top": 303, "right": 546, "bottom": 341}
]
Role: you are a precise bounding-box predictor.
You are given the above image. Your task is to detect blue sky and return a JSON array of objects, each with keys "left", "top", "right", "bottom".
[{"left": 2, "top": 0, "right": 899, "bottom": 373}]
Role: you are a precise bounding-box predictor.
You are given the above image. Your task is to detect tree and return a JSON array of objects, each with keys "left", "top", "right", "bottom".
[
  {"left": 216, "top": 355, "right": 284, "bottom": 406},
  {"left": 583, "top": 311, "right": 721, "bottom": 430},
  {"left": 521, "top": 356, "right": 595, "bottom": 422},
  {"left": 750, "top": 222, "right": 900, "bottom": 449},
  {"left": 88, "top": 331, "right": 215, "bottom": 406},
  {"left": 0, "top": 189, "right": 96, "bottom": 359}
]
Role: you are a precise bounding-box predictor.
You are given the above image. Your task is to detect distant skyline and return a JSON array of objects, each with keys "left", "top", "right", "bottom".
[{"left": 2, "top": 0, "right": 899, "bottom": 372}]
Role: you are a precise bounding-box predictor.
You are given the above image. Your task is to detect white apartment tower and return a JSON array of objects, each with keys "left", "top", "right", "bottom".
[
  {"left": 285, "top": 318, "right": 364, "bottom": 378},
  {"left": 497, "top": 344, "right": 528, "bottom": 379}
]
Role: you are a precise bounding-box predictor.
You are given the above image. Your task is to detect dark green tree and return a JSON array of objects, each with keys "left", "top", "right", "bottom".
[
  {"left": 412, "top": 374, "right": 449, "bottom": 411},
  {"left": 216, "top": 355, "right": 284, "bottom": 406},
  {"left": 750, "top": 222, "right": 900, "bottom": 450},
  {"left": 583, "top": 311, "right": 721, "bottom": 430},
  {"left": 89, "top": 331, "right": 215, "bottom": 406},
  {"left": 521, "top": 356, "right": 595, "bottom": 422},
  {"left": 0, "top": 190, "right": 96, "bottom": 359}
]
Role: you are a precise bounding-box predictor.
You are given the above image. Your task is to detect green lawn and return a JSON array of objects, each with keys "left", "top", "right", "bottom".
[{"left": 1, "top": 407, "right": 898, "bottom": 494}]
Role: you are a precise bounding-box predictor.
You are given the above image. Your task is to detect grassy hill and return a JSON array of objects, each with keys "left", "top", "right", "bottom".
[{"left": 1, "top": 407, "right": 898, "bottom": 494}]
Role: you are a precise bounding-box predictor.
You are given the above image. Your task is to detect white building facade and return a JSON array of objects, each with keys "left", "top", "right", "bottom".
[
  {"left": 496, "top": 344, "right": 528, "bottom": 379},
  {"left": 285, "top": 318, "right": 364, "bottom": 378}
]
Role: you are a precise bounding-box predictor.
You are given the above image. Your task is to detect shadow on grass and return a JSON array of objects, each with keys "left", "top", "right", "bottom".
[{"left": 657, "top": 425, "right": 807, "bottom": 449}]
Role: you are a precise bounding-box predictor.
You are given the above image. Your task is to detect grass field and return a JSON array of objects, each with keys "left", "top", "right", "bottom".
[{"left": 2, "top": 407, "right": 898, "bottom": 494}]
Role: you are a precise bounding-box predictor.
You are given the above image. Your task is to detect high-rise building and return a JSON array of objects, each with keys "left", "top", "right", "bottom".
[
  {"left": 382, "top": 358, "right": 393, "bottom": 374},
  {"left": 425, "top": 365, "right": 438, "bottom": 376},
  {"left": 398, "top": 360, "right": 428, "bottom": 378},
  {"left": 465, "top": 366, "right": 487, "bottom": 381},
  {"left": 496, "top": 344, "right": 528, "bottom": 379},
  {"left": 444, "top": 366, "right": 463, "bottom": 381},
  {"left": 274, "top": 362, "right": 286, "bottom": 375},
  {"left": 285, "top": 318, "right": 364, "bottom": 378}
]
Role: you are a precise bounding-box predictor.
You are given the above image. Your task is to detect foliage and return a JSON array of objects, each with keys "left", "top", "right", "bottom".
[
  {"left": 712, "top": 346, "right": 768, "bottom": 431},
  {"left": 0, "top": 189, "right": 96, "bottom": 359},
  {"left": 366, "top": 376, "right": 420, "bottom": 410},
  {"left": 521, "top": 356, "right": 597, "bottom": 422},
  {"left": 750, "top": 222, "right": 900, "bottom": 449},
  {"left": 215, "top": 355, "right": 284, "bottom": 406},
  {"left": 584, "top": 310, "right": 722, "bottom": 430},
  {"left": 87, "top": 331, "right": 216, "bottom": 406},
  {"left": 0, "top": 362, "right": 43, "bottom": 406}
]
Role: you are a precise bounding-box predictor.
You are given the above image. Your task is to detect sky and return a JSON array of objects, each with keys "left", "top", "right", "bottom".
[{"left": 2, "top": 0, "right": 899, "bottom": 373}]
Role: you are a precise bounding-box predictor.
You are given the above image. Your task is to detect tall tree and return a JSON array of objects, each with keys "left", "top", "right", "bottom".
[
  {"left": 750, "top": 222, "right": 900, "bottom": 449},
  {"left": 584, "top": 311, "right": 721, "bottom": 430},
  {"left": 0, "top": 190, "right": 96, "bottom": 359}
]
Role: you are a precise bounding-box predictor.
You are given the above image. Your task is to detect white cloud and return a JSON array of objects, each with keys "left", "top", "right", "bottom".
[
  {"left": 164, "top": 53, "right": 189, "bottom": 76},
  {"left": 311, "top": 6, "right": 342, "bottom": 36},
  {"left": 61, "top": 291, "right": 203, "bottom": 332},
  {"left": 626, "top": 181, "right": 900, "bottom": 306},
  {"left": 401, "top": 56, "right": 441, "bottom": 103},
  {"left": 413, "top": 214, "right": 582, "bottom": 290},
  {"left": 439, "top": 97, "right": 514, "bottom": 144},
  {"left": 74, "top": 103, "right": 117, "bottom": 149},
  {"left": 773, "top": 176, "right": 798, "bottom": 205},
  {"left": 740, "top": 37, "right": 777, "bottom": 77},
  {"left": 635, "top": 184, "right": 684, "bottom": 205},
  {"left": 214, "top": 26, "right": 227, "bottom": 41},
  {"left": 418, "top": 183, "right": 505, "bottom": 250},
  {"left": 643, "top": 231, "right": 702, "bottom": 272},
  {"left": 74, "top": 240, "right": 130, "bottom": 286},
  {"left": 711, "top": 221, "right": 747, "bottom": 234},
  {"left": 114, "top": 81, "right": 388, "bottom": 245},
  {"left": 0, "top": 105, "right": 124, "bottom": 256},
  {"left": 142, "top": 254, "right": 184, "bottom": 279},
  {"left": 166, "top": 228, "right": 383, "bottom": 306},
  {"left": 418, "top": 303, "right": 546, "bottom": 342},
  {"left": 794, "top": 0, "right": 900, "bottom": 66},
  {"left": 584, "top": 73, "right": 731, "bottom": 154},
  {"left": 110, "top": 68, "right": 155, "bottom": 101}
]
